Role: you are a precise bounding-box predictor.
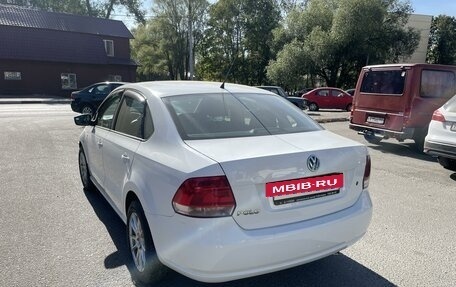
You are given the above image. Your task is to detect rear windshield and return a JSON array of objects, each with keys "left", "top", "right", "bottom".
[
  {"left": 163, "top": 93, "right": 321, "bottom": 140},
  {"left": 420, "top": 70, "right": 456, "bottom": 98},
  {"left": 360, "top": 70, "right": 406, "bottom": 95}
]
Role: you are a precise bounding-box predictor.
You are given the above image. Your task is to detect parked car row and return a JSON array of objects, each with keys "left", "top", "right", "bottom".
[{"left": 256, "top": 85, "right": 308, "bottom": 109}]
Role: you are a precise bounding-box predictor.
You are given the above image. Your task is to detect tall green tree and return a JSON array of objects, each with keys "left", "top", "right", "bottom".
[
  {"left": 132, "top": 0, "right": 209, "bottom": 80},
  {"left": 197, "top": 0, "right": 280, "bottom": 85},
  {"left": 427, "top": 15, "right": 456, "bottom": 65},
  {"left": 0, "top": 0, "right": 146, "bottom": 23},
  {"left": 267, "top": 0, "right": 419, "bottom": 89}
]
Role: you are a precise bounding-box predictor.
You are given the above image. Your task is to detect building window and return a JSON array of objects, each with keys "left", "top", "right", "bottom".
[
  {"left": 104, "top": 40, "right": 114, "bottom": 57},
  {"left": 108, "top": 74, "right": 122, "bottom": 81},
  {"left": 61, "top": 73, "right": 77, "bottom": 89},
  {"left": 4, "top": 71, "right": 21, "bottom": 80}
]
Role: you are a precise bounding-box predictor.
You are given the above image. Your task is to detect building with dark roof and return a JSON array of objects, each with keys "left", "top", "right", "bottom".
[{"left": 0, "top": 4, "right": 137, "bottom": 96}]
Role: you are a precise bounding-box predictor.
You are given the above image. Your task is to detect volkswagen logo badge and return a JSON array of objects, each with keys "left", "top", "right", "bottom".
[{"left": 307, "top": 155, "right": 320, "bottom": 172}]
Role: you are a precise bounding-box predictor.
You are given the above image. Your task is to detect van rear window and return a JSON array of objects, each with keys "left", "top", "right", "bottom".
[
  {"left": 360, "top": 70, "right": 405, "bottom": 95},
  {"left": 420, "top": 70, "right": 455, "bottom": 98}
]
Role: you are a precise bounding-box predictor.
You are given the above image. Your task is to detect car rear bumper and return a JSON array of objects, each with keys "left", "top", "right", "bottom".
[
  {"left": 424, "top": 140, "right": 456, "bottom": 159},
  {"left": 70, "top": 101, "right": 81, "bottom": 113},
  {"left": 349, "top": 123, "right": 415, "bottom": 140},
  {"left": 147, "top": 190, "right": 372, "bottom": 283}
]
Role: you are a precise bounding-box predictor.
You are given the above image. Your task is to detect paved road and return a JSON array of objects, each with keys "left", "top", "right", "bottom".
[{"left": 0, "top": 104, "right": 454, "bottom": 287}]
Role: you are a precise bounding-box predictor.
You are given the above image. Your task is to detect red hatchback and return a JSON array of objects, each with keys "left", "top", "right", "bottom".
[{"left": 302, "top": 87, "right": 353, "bottom": 111}]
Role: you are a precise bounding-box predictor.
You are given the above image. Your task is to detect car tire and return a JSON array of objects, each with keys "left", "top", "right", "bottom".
[
  {"left": 78, "top": 147, "right": 95, "bottom": 192},
  {"left": 363, "top": 134, "right": 382, "bottom": 144},
  {"left": 346, "top": 104, "right": 352, "bottom": 112},
  {"left": 437, "top": 157, "right": 456, "bottom": 171},
  {"left": 81, "top": 105, "right": 94, "bottom": 115},
  {"left": 412, "top": 127, "right": 428, "bottom": 153},
  {"left": 127, "top": 200, "right": 168, "bottom": 284},
  {"left": 308, "top": 103, "right": 319, "bottom": 111}
]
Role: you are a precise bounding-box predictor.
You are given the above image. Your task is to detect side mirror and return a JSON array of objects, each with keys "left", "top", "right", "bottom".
[{"left": 74, "top": 114, "right": 95, "bottom": 126}]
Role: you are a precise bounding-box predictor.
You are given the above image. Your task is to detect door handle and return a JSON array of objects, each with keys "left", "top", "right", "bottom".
[
  {"left": 97, "top": 140, "right": 103, "bottom": 147},
  {"left": 121, "top": 154, "right": 130, "bottom": 161}
]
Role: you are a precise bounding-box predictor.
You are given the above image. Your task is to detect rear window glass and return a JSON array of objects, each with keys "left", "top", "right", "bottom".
[
  {"left": 360, "top": 70, "right": 405, "bottom": 95},
  {"left": 163, "top": 93, "right": 321, "bottom": 140},
  {"left": 420, "top": 70, "right": 455, "bottom": 98}
]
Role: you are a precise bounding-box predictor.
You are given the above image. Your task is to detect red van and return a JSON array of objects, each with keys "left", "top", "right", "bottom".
[{"left": 349, "top": 63, "right": 456, "bottom": 150}]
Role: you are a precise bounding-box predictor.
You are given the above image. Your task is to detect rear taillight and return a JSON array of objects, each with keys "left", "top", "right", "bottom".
[
  {"left": 172, "top": 176, "right": 236, "bottom": 218},
  {"left": 363, "top": 155, "right": 371, "bottom": 189},
  {"left": 432, "top": 109, "right": 446, "bottom": 122}
]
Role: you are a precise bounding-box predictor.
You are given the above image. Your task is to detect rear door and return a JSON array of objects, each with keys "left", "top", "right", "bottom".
[{"left": 352, "top": 68, "right": 408, "bottom": 131}]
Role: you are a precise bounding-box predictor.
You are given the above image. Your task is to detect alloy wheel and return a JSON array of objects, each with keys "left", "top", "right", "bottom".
[{"left": 129, "top": 212, "right": 147, "bottom": 272}]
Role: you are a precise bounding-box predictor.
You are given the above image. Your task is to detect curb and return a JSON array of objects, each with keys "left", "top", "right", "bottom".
[
  {"left": 314, "top": 117, "right": 349, "bottom": 123},
  {"left": 0, "top": 99, "right": 71, "bottom": 104}
]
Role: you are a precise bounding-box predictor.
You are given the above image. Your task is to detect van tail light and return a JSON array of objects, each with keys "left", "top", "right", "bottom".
[
  {"left": 432, "top": 109, "right": 446, "bottom": 122},
  {"left": 172, "top": 176, "right": 236, "bottom": 217},
  {"left": 363, "top": 155, "right": 371, "bottom": 189}
]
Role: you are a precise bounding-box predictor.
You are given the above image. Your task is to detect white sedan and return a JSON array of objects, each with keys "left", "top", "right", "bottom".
[
  {"left": 424, "top": 95, "right": 456, "bottom": 171},
  {"left": 75, "top": 81, "right": 372, "bottom": 284}
]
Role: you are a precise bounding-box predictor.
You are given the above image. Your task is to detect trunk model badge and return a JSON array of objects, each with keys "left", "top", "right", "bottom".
[
  {"left": 307, "top": 155, "right": 320, "bottom": 172},
  {"left": 237, "top": 209, "right": 260, "bottom": 216}
]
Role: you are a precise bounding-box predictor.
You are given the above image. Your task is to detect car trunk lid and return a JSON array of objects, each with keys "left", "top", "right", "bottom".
[{"left": 184, "top": 131, "right": 368, "bottom": 230}]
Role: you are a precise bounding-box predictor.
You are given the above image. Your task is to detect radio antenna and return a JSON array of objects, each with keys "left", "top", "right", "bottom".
[{"left": 220, "top": 53, "right": 237, "bottom": 89}]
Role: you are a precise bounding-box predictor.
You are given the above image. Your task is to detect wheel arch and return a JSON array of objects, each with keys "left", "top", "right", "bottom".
[{"left": 125, "top": 191, "right": 142, "bottom": 219}]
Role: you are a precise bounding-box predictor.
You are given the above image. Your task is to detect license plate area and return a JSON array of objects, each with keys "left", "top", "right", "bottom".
[
  {"left": 367, "top": 116, "right": 385, "bottom": 124},
  {"left": 266, "top": 174, "right": 344, "bottom": 206}
]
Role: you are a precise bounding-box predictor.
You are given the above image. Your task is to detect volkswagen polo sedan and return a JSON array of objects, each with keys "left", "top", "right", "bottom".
[{"left": 74, "top": 81, "right": 372, "bottom": 284}]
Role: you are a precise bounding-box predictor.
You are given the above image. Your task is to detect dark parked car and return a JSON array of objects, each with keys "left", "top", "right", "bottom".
[
  {"left": 71, "top": 82, "right": 126, "bottom": 115},
  {"left": 302, "top": 87, "right": 353, "bottom": 111},
  {"left": 257, "top": 86, "right": 308, "bottom": 109},
  {"left": 295, "top": 88, "right": 314, "bottom": 97}
]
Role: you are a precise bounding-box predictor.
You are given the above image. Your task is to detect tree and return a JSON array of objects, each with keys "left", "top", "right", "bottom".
[
  {"left": 267, "top": 0, "right": 419, "bottom": 89},
  {"left": 427, "top": 15, "right": 456, "bottom": 65},
  {"left": 197, "top": 0, "right": 280, "bottom": 85},
  {"left": 0, "top": 0, "right": 146, "bottom": 23},
  {"left": 132, "top": 0, "right": 209, "bottom": 80}
]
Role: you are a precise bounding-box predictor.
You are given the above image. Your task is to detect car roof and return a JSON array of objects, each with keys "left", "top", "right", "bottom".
[{"left": 121, "top": 81, "right": 266, "bottom": 98}]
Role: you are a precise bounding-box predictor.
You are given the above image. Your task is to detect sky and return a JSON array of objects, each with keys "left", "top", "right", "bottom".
[{"left": 409, "top": 0, "right": 456, "bottom": 17}]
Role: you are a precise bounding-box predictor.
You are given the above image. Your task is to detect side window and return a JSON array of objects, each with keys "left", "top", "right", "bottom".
[
  {"left": 317, "top": 90, "right": 328, "bottom": 96},
  {"left": 94, "top": 84, "right": 109, "bottom": 95},
  {"left": 143, "top": 105, "right": 154, "bottom": 139},
  {"left": 331, "top": 90, "right": 341, "bottom": 97},
  {"left": 96, "top": 92, "right": 122, "bottom": 128},
  {"left": 114, "top": 94, "right": 149, "bottom": 139},
  {"left": 421, "top": 70, "right": 456, "bottom": 98}
]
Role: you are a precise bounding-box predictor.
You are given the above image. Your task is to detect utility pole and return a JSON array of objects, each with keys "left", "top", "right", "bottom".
[{"left": 188, "top": 1, "right": 194, "bottom": 80}]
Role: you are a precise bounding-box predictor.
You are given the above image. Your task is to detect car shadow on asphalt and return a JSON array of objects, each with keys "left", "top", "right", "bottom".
[
  {"left": 151, "top": 253, "right": 396, "bottom": 287},
  {"left": 366, "top": 141, "right": 437, "bottom": 163},
  {"left": 83, "top": 189, "right": 396, "bottom": 287},
  {"left": 83, "top": 188, "right": 136, "bottom": 278}
]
